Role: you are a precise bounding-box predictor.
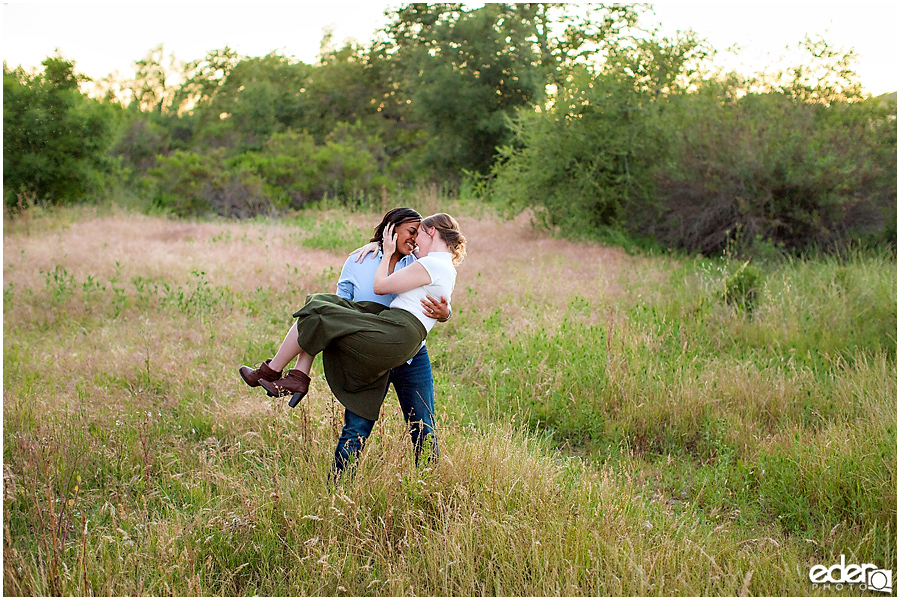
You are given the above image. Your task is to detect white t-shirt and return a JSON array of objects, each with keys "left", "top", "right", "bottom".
[{"left": 390, "top": 252, "right": 457, "bottom": 333}]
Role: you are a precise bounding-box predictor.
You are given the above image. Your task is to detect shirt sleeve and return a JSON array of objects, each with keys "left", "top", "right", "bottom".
[
  {"left": 336, "top": 279, "right": 355, "bottom": 300},
  {"left": 336, "top": 258, "right": 357, "bottom": 300},
  {"left": 416, "top": 256, "right": 440, "bottom": 285}
]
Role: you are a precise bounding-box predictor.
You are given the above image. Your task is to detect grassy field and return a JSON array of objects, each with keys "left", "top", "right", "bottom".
[{"left": 3, "top": 199, "right": 896, "bottom": 596}]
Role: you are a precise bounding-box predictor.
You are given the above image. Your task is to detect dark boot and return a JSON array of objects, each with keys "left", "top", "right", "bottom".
[
  {"left": 239, "top": 359, "right": 282, "bottom": 388},
  {"left": 260, "top": 369, "right": 311, "bottom": 407}
]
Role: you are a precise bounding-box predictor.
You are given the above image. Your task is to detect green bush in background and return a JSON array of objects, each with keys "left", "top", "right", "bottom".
[
  {"left": 149, "top": 150, "right": 270, "bottom": 218},
  {"left": 3, "top": 57, "right": 118, "bottom": 207},
  {"left": 149, "top": 127, "right": 388, "bottom": 217},
  {"left": 488, "top": 34, "right": 897, "bottom": 256}
]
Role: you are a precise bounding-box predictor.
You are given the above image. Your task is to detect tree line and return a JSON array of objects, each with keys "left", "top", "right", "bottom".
[{"left": 4, "top": 3, "right": 896, "bottom": 254}]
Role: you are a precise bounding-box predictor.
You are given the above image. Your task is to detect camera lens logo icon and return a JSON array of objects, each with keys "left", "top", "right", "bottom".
[{"left": 868, "top": 570, "right": 892, "bottom": 594}]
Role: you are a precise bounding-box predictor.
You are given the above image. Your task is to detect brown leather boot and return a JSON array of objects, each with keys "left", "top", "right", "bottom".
[
  {"left": 260, "top": 369, "right": 311, "bottom": 407},
  {"left": 239, "top": 359, "right": 282, "bottom": 388}
]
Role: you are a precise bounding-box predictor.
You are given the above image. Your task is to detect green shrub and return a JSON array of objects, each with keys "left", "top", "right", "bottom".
[
  {"left": 149, "top": 150, "right": 273, "bottom": 218},
  {"left": 151, "top": 127, "right": 389, "bottom": 217},
  {"left": 3, "top": 58, "right": 118, "bottom": 207},
  {"left": 490, "top": 64, "right": 664, "bottom": 234},
  {"left": 654, "top": 86, "right": 897, "bottom": 254},
  {"left": 238, "top": 130, "right": 320, "bottom": 206},
  {"left": 111, "top": 114, "right": 171, "bottom": 177},
  {"left": 245, "top": 125, "right": 387, "bottom": 207},
  {"left": 487, "top": 37, "right": 897, "bottom": 256},
  {"left": 722, "top": 261, "right": 762, "bottom": 314}
]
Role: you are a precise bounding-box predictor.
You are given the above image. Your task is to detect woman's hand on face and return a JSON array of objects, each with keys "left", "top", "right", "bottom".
[{"left": 382, "top": 223, "right": 398, "bottom": 256}]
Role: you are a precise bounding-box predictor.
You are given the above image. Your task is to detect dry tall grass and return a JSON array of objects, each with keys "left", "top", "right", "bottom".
[{"left": 3, "top": 202, "right": 895, "bottom": 595}]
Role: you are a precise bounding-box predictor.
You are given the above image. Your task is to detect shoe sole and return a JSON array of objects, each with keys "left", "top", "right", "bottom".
[{"left": 260, "top": 380, "right": 289, "bottom": 398}]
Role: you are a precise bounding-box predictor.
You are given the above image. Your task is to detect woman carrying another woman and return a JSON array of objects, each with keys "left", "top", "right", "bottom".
[{"left": 239, "top": 213, "right": 466, "bottom": 432}]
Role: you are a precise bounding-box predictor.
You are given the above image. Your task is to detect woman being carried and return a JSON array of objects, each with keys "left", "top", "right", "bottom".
[{"left": 239, "top": 213, "right": 466, "bottom": 422}]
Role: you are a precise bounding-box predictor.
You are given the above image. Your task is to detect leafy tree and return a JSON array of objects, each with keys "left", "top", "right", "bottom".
[
  {"left": 303, "top": 42, "right": 378, "bottom": 138},
  {"left": 311, "top": 39, "right": 429, "bottom": 180},
  {"left": 111, "top": 111, "right": 172, "bottom": 178},
  {"left": 488, "top": 32, "right": 896, "bottom": 254},
  {"left": 378, "top": 3, "right": 642, "bottom": 178},
  {"left": 490, "top": 65, "right": 665, "bottom": 234},
  {"left": 650, "top": 37, "right": 895, "bottom": 253},
  {"left": 173, "top": 46, "right": 241, "bottom": 113},
  {"left": 161, "top": 42, "right": 422, "bottom": 179},
  {"left": 130, "top": 45, "right": 181, "bottom": 114},
  {"left": 117, "top": 4, "right": 647, "bottom": 190},
  {"left": 489, "top": 32, "right": 704, "bottom": 232},
  {"left": 182, "top": 52, "right": 311, "bottom": 151},
  {"left": 759, "top": 35, "right": 865, "bottom": 105},
  {"left": 3, "top": 56, "right": 117, "bottom": 206}
]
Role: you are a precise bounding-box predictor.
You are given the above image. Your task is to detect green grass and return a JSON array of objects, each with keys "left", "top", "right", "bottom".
[
  {"left": 282, "top": 210, "right": 374, "bottom": 254},
  {"left": 3, "top": 201, "right": 896, "bottom": 595},
  {"left": 440, "top": 245, "right": 895, "bottom": 551}
]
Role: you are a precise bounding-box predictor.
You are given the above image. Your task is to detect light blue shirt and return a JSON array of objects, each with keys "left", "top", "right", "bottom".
[{"left": 336, "top": 251, "right": 417, "bottom": 306}]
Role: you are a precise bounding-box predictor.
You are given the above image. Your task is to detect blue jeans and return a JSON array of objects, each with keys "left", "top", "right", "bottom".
[{"left": 333, "top": 345, "right": 438, "bottom": 476}]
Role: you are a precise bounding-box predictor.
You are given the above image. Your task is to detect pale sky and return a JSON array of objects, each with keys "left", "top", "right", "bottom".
[{"left": 2, "top": 0, "right": 898, "bottom": 95}]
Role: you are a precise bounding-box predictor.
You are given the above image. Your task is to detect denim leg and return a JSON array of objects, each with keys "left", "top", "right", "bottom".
[
  {"left": 333, "top": 408, "right": 376, "bottom": 477},
  {"left": 389, "top": 345, "right": 439, "bottom": 466}
]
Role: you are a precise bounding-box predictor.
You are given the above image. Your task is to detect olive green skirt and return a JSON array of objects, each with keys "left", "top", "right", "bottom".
[{"left": 293, "top": 293, "right": 427, "bottom": 421}]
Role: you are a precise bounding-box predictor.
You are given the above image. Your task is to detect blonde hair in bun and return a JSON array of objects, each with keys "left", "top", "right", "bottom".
[{"left": 421, "top": 213, "right": 467, "bottom": 265}]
